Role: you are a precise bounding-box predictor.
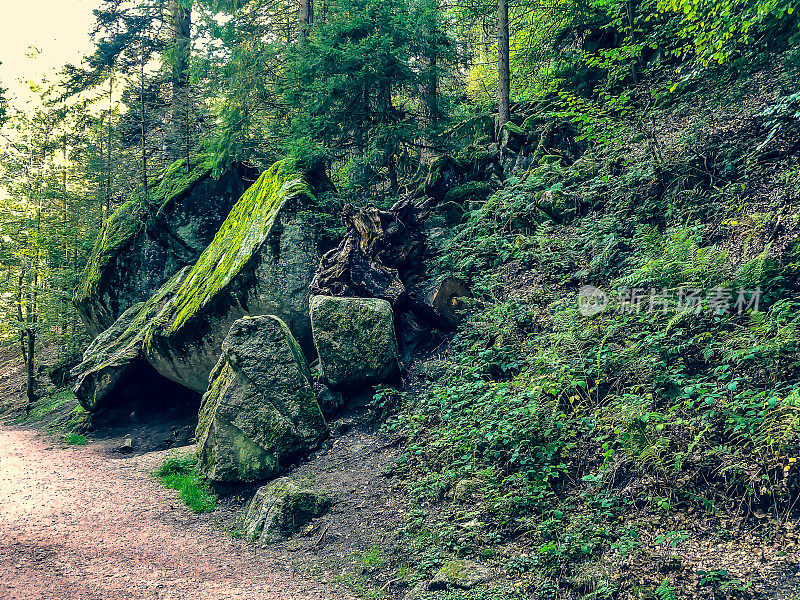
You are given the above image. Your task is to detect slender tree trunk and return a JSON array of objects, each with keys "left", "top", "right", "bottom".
[
  {"left": 17, "top": 270, "right": 27, "bottom": 371},
  {"left": 170, "top": 0, "right": 192, "bottom": 163},
  {"left": 140, "top": 42, "right": 148, "bottom": 200},
  {"left": 299, "top": 0, "right": 314, "bottom": 40},
  {"left": 106, "top": 72, "right": 113, "bottom": 220},
  {"left": 418, "top": 3, "right": 439, "bottom": 165},
  {"left": 25, "top": 297, "right": 36, "bottom": 407},
  {"left": 61, "top": 131, "right": 68, "bottom": 338},
  {"left": 497, "top": 0, "right": 511, "bottom": 133}
]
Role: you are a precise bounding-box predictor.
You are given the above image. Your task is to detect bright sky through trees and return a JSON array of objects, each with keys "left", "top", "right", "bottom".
[{"left": 0, "top": 0, "right": 102, "bottom": 108}]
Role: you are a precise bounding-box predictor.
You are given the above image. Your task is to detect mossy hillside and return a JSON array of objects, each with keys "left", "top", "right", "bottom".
[
  {"left": 74, "top": 154, "right": 215, "bottom": 308},
  {"left": 161, "top": 158, "right": 315, "bottom": 335}
]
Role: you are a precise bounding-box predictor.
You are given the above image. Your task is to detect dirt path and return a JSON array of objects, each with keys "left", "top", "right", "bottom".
[{"left": 0, "top": 425, "right": 350, "bottom": 600}]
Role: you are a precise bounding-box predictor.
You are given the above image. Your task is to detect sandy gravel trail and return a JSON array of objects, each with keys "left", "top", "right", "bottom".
[{"left": 0, "top": 425, "right": 348, "bottom": 600}]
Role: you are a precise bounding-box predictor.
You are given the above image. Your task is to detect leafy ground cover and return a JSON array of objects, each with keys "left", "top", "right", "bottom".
[{"left": 390, "top": 53, "right": 800, "bottom": 600}]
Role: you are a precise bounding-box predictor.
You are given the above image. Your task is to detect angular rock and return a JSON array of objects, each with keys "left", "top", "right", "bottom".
[
  {"left": 414, "top": 276, "right": 470, "bottom": 329},
  {"left": 310, "top": 295, "right": 400, "bottom": 389},
  {"left": 453, "top": 478, "right": 483, "bottom": 503},
  {"left": 195, "top": 315, "right": 327, "bottom": 482},
  {"left": 144, "top": 158, "right": 327, "bottom": 393},
  {"left": 243, "top": 477, "right": 330, "bottom": 544},
  {"left": 316, "top": 384, "right": 345, "bottom": 417},
  {"left": 429, "top": 560, "right": 491, "bottom": 590},
  {"left": 74, "top": 155, "right": 255, "bottom": 336},
  {"left": 71, "top": 267, "right": 191, "bottom": 412}
]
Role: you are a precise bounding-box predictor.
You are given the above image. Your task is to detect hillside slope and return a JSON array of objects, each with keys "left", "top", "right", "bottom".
[{"left": 388, "top": 52, "right": 800, "bottom": 600}]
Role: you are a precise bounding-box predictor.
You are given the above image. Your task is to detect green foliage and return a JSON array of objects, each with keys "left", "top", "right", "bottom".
[
  {"left": 419, "top": 586, "right": 528, "bottom": 600},
  {"left": 658, "top": 0, "right": 798, "bottom": 66},
  {"left": 332, "top": 546, "right": 390, "bottom": 598},
  {"left": 154, "top": 455, "right": 217, "bottom": 514},
  {"left": 397, "top": 60, "right": 800, "bottom": 595},
  {"left": 64, "top": 433, "right": 88, "bottom": 446},
  {"left": 14, "top": 389, "right": 77, "bottom": 424}
]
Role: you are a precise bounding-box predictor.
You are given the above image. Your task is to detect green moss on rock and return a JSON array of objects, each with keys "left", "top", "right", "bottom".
[
  {"left": 75, "top": 155, "right": 214, "bottom": 308},
  {"left": 73, "top": 153, "right": 249, "bottom": 336},
  {"left": 144, "top": 158, "right": 323, "bottom": 392},
  {"left": 166, "top": 158, "right": 313, "bottom": 334},
  {"left": 310, "top": 295, "right": 400, "bottom": 389},
  {"left": 243, "top": 477, "right": 330, "bottom": 544},
  {"left": 196, "top": 315, "right": 327, "bottom": 482},
  {"left": 72, "top": 266, "right": 191, "bottom": 411},
  {"left": 443, "top": 181, "right": 493, "bottom": 206}
]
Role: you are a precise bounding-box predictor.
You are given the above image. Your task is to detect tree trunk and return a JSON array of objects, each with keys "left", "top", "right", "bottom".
[
  {"left": 170, "top": 0, "right": 192, "bottom": 162},
  {"left": 25, "top": 323, "right": 35, "bottom": 407},
  {"left": 418, "top": 3, "right": 439, "bottom": 164},
  {"left": 106, "top": 72, "right": 113, "bottom": 220},
  {"left": 140, "top": 41, "right": 148, "bottom": 200},
  {"left": 299, "top": 0, "right": 314, "bottom": 40},
  {"left": 497, "top": 0, "right": 511, "bottom": 133}
]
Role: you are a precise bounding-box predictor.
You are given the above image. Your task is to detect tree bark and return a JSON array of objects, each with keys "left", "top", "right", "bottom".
[
  {"left": 418, "top": 2, "right": 439, "bottom": 164},
  {"left": 140, "top": 41, "right": 148, "bottom": 200},
  {"left": 299, "top": 0, "right": 314, "bottom": 40},
  {"left": 170, "top": 0, "right": 192, "bottom": 162},
  {"left": 497, "top": 0, "right": 511, "bottom": 132}
]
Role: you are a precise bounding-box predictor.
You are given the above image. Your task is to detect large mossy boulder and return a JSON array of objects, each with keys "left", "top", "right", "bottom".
[
  {"left": 310, "top": 295, "right": 400, "bottom": 389},
  {"left": 243, "top": 477, "right": 330, "bottom": 544},
  {"left": 74, "top": 155, "right": 255, "bottom": 335},
  {"left": 195, "top": 315, "right": 327, "bottom": 482},
  {"left": 71, "top": 267, "right": 191, "bottom": 412},
  {"left": 143, "top": 158, "right": 325, "bottom": 393}
]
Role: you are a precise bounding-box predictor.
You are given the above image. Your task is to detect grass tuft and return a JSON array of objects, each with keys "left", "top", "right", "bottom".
[
  {"left": 154, "top": 455, "right": 217, "bottom": 514},
  {"left": 64, "top": 433, "right": 87, "bottom": 445}
]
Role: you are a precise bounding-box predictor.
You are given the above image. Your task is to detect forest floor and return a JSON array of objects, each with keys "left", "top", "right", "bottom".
[
  {"left": 0, "top": 423, "right": 354, "bottom": 600},
  {"left": 0, "top": 348, "right": 410, "bottom": 599}
]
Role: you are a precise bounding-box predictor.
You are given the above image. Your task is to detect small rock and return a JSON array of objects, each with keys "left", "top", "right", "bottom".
[
  {"left": 117, "top": 437, "right": 134, "bottom": 454},
  {"left": 429, "top": 560, "right": 491, "bottom": 590},
  {"left": 243, "top": 478, "right": 330, "bottom": 544},
  {"left": 317, "top": 385, "right": 345, "bottom": 417},
  {"left": 453, "top": 478, "right": 483, "bottom": 503}
]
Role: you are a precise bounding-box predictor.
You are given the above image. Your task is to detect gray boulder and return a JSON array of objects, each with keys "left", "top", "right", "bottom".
[
  {"left": 73, "top": 156, "right": 255, "bottom": 336},
  {"left": 430, "top": 560, "right": 492, "bottom": 590},
  {"left": 144, "top": 158, "right": 326, "bottom": 393},
  {"left": 310, "top": 295, "right": 400, "bottom": 389},
  {"left": 243, "top": 477, "right": 330, "bottom": 544},
  {"left": 195, "top": 315, "right": 327, "bottom": 482},
  {"left": 71, "top": 267, "right": 191, "bottom": 412}
]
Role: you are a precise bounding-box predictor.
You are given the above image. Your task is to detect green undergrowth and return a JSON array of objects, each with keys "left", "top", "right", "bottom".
[
  {"left": 154, "top": 454, "right": 217, "bottom": 514},
  {"left": 418, "top": 588, "right": 528, "bottom": 600},
  {"left": 8, "top": 388, "right": 91, "bottom": 439},
  {"left": 162, "top": 158, "right": 315, "bottom": 333},
  {"left": 14, "top": 388, "right": 76, "bottom": 423},
  {"left": 64, "top": 432, "right": 87, "bottom": 445},
  {"left": 393, "top": 65, "right": 800, "bottom": 598},
  {"left": 331, "top": 547, "right": 390, "bottom": 599}
]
